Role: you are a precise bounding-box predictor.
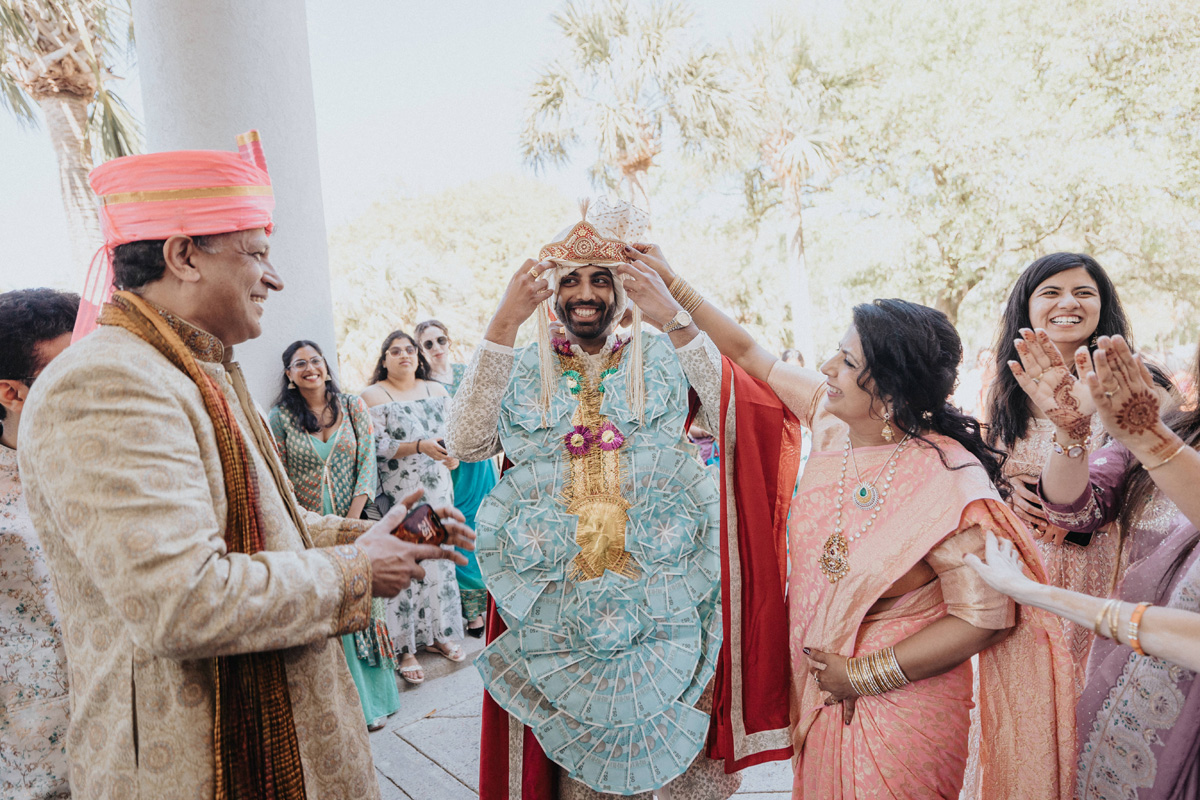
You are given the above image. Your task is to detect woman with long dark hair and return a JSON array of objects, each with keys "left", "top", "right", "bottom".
[
  {"left": 984, "top": 253, "right": 1149, "bottom": 689},
  {"left": 268, "top": 339, "right": 401, "bottom": 730},
  {"left": 415, "top": 319, "right": 495, "bottom": 637},
  {"left": 971, "top": 331, "right": 1200, "bottom": 798},
  {"left": 616, "top": 244, "right": 1075, "bottom": 798},
  {"left": 360, "top": 330, "right": 464, "bottom": 684}
]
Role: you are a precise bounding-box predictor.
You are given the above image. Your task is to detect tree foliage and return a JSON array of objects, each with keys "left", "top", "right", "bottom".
[
  {"left": 328, "top": 176, "right": 575, "bottom": 388},
  {"left": 521, "top": 0, "right": 751, "bottom": 210},
  {"left": 820, "top": 0, "right": 1200, "bottom": 349}
]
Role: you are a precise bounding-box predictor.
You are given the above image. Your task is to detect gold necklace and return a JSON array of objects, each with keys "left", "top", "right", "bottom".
[{"left": 818, "top": 434, "right": 910, "bottom": 583}]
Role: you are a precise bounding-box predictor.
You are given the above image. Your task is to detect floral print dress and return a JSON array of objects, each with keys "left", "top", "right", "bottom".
[
  {"left": 369, "top": 394, "right": 463, "bottom": 652},
  {"left": 1, "top": 444, "right": 69, "bottom": 800}
]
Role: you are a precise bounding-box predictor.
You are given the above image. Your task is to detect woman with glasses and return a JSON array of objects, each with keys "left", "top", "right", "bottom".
[
  {"left": 415, "top": 319, "right": 495, "bottom": 637},
  {"left": 268, "top": 340, "right": 400, "bottom": 730},
  {"left": 361, "top": 330, "right": 465, "bottom": 684}
]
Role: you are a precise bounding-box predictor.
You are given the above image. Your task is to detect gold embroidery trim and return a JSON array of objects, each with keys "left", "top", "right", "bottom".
[
  {"left": 101, "top": 184, "right": 273, "bottom": 206},
  {"left": 559, "top": 345, "right": 639, "bottom": 582}
]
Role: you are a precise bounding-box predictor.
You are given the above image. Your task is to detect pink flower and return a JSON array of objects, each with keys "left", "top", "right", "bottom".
[
  {"left": 597, "top": 422, "right": 625, "bottom": 451},
  {"left": 564, "top": 425, "right": 593, "bottom": 456},
  {"left": 552, "top": 338, "right": 573, "bottom": 356},
  {"left": 610, "top": 336, "right": 628, "bottom": 354}
]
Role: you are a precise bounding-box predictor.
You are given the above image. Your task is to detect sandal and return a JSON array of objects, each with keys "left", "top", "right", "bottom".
[
  {"left": 429, "top": 641, "right": 466, "bottom": 663},
  {"left": 399, "top": 655, "right": 424, "bottom": 685}
]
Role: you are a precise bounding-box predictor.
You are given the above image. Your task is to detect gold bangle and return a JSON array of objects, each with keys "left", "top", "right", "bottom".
[
  {"left": 668, "top": 276, "right": 704, "bottom": 315},
  {"left": 1145, "top": 443, "right": 1187, "bottom": 471},
  {"left": 1107, "top": 599, "right": 1124, "bottom": 643},
  {"left": 1094, "top": 598, "right": 1119, "bottom": 637},
  {"left": 846, "top": 657, "right": 867, "bottom": 696},
  {"left": 1128, "top": 602, "right": 1152, "bottom": 656}
]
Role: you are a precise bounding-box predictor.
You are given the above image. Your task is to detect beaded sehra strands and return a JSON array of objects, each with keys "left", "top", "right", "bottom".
[{"left": 818, "top": 435, "right": 911, "bottom": 583}]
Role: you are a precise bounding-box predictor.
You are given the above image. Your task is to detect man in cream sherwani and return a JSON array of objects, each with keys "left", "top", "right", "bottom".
[{"left": 18, "top": 134, "right": 473, "bottom": 800}]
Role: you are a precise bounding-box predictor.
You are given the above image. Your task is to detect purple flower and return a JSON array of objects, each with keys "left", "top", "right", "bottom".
[
  {"left": 610, "top": 336, "right": 628, "bottom": 354},
  {"left": 552, "top": 338, "right": 573, "bottom": 356},
  {"left": 596, "top": 422, "right": 625, "bottom": 451},
  {"left": 564, "top": 425, "right": 593, "bottom": 456}
]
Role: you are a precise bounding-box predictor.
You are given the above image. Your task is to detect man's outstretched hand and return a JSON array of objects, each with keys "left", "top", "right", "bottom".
[{"left": 356, "top": 489, "right": 475, "bottom": 597}]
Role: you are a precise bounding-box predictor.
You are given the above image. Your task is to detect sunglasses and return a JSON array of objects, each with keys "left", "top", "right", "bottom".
[
  {"left": 388, "top": 345, "right": 418, "bottom": 357},
  {"left": 421, "top": 335, "right": 449, "bottom": 350}
]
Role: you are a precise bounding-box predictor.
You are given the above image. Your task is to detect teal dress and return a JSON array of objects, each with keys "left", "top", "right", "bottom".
[
  {"left": 270, "top": 403, "right": 401, "bottom": 728},
  {"left": 443, "top": 363, "right": 497, "bottom": 622}
]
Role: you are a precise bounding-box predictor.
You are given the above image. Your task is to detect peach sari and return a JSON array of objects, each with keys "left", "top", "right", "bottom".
[{"left": 787, "top": 412, "right": 1076, "bottom": 799}]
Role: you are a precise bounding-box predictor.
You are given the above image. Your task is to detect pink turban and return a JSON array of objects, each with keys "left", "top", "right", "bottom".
[{"left": 73, "top": 130, "right": 275, "bottom": 340}]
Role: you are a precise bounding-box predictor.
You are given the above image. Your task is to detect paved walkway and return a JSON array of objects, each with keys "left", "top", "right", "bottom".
[{"left": 368, "top": 636, "right": 791, "bottom": 799}]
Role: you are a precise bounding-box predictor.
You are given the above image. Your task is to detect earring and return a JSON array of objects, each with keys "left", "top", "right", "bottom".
[
  {"left": 882, "top": 409, "right": 895, "bottom": 443},
  {"left": 324, "top": 375, "right": 330, "bottom": 382},
  {"left": 288, "top": 381, "right": 296, "bottom": 390}
]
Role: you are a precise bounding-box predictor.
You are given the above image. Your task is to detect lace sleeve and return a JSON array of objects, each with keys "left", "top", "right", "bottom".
[{"left": 447, "top": 341, "right": 513, "bottom": 462}]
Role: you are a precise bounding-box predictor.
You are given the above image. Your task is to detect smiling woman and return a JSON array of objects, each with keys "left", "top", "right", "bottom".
[
  {"left": 626, "top": 243, "right": 1076, "bottom": 799},
  {"left": 983, "top": 252, "right": 1164, "bottom": 692}
]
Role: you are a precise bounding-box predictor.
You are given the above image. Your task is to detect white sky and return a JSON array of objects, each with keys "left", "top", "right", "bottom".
[{"left": 0, "top": 0, "right": 800, "bottom": 292}]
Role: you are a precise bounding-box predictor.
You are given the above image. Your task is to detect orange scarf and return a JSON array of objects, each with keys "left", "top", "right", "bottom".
[{"left": 100, "top": 291, "right": 306, "bottom": 800}]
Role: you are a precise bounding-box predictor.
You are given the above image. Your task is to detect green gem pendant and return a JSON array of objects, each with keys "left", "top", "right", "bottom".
[{"left": 852, "top": 482, "right": 880, "bottom": 511}]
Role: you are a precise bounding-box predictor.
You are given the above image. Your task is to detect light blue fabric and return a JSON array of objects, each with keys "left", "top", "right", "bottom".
[{"left": 473, "top": 335, "right": 721, "bottom": 795}]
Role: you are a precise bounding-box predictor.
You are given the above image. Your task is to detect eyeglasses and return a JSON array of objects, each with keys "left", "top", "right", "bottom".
[
  {"left": 288, "top": 356, "right": 325, "bottom": 371},
  {"left": 388, "top": 345, "right": 418, "bottom": 357},
  {"left": 421, "top": 335, "right": 449, "bottom": 351}
]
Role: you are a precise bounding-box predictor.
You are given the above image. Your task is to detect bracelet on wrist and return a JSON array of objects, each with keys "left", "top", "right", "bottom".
[
  {"left": 1094, "top": 598, "right": 1120, "bottom": 637},
  {"left": 846, "top": 647, "right": 909, "bottom": 697},
  {"left": 1051, "top": 431, "right": 1087, "bottom": 459},
  {"left": 415, "top": 439, "right": 423, "bottom": 456},
  {"left": 1145, "top": 443, "right": 1186, "bottom": 471},
  {"left": 1128, "top": 602, "right": 1152, "bottom": 656},
  {"left": 668, "top": 276, "right": 705, "bottom": 315}
]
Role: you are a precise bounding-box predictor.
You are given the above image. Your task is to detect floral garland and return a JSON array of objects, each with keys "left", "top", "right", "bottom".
[{"left": 554, "top": 337, "right": 629, "bottom": 457}]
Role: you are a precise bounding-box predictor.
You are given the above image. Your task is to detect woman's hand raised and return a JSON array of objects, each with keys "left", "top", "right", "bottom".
[
  {"left": 1078, "top": 335, "right": 1178, "bottom": 463},
  {"left": 1007, "top": 328, "right": 1093, "bottom": 443}
]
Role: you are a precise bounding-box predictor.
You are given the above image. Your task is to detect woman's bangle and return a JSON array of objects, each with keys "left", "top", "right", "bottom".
[
  {"left": 1145, "top": 443, "right": 1186, "bottom": 471},
  {"left": 846, "top": 647, "right": 909, "bottom": 696},
  {"left": 1106, "top": 599, "right": 1124, "bottom": 643},
  {"left": 415, "top": 439, "right": 423, "bottom": 456},
  {"left": 1095, "top": 598, "right": 1120, "bottom": 637},
  {"left": 668, "top": 276, "right": 704, "bottom": 315},
  {"left": 1128, "top": 602, "right": 1152, "bottom": 656}
]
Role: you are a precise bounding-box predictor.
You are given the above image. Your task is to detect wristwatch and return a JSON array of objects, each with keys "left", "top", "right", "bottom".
[
  {"left": 662, "top": 309, "right": 692, "bottom": 334},
  {"left": 1051, "top": 437, "right": 1087, "bottom": 459}
]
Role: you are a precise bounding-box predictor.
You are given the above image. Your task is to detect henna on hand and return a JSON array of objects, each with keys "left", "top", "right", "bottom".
[{"left": 1044, "top": 373, "right": 1091, "bottom": 442}]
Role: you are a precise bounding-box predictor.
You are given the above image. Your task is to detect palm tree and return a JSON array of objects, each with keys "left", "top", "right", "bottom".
[
  {"left": 0, "top": 0, "right": 139, "bottom": 280},
  {"left": 521, "top": 0, "right": 752, "bottom": 212},
  {"left": 736, "top": 23, "right": 840, "bottom": 360}
]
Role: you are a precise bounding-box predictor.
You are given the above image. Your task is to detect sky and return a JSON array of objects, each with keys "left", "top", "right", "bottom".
[{"left": 0, "top": 0, "right": 800, "bottom": 292}]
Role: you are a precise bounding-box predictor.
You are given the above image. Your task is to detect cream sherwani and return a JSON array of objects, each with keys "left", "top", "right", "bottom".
[{"left": 18, "top": 310, "right": 380, "bottom": 800}]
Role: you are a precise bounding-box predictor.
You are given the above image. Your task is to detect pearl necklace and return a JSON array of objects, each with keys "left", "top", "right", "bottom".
[{"left": 818, "top": 433, "right": 911, "bottom": 584}]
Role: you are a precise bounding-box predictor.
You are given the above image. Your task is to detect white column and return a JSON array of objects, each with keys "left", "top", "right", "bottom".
[{"left": 130, "top": 0, "right": 336, "bottom": 403}]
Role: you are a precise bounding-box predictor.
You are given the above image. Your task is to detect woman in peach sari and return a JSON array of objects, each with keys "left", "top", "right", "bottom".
[{"left": 615, "top": 244, "right": 1077, "bottom": 800}]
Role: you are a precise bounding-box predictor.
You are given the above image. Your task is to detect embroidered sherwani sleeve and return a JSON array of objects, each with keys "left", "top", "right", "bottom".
[
  {"left": 674, "top": 332, "right": 723, "bottom": 436},
  {"left": 447, "top": 341, "right": 514, "bottom": 462},
  {"left": 20, "top": 356, "right": 371, "bottom": 660}
]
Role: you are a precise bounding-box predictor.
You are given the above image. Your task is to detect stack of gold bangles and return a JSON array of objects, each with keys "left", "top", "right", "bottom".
[
  {"left": 1094, "top": 598, "right": 1153, "bottom": 656},
  {"left": 668, "top": 275, "right": 704, "bottom": 315},
  {"left": 846, "top": 647, "right": 910, "bottom": 696}
]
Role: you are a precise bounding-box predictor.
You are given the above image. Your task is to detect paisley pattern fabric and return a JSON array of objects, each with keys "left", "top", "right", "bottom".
[
  {"left": 268, "top": 394, "right": 378, "bottom": 518},
  {"left": 18, "top": 315, "right": 378, "bottom": 800},
  {"left": 1005, "top": 415, "right": 1118, "bottom": 694},
  {"left": 1042, "top": 440, "right": 1200, "bottom": 799},
  {"left": 0, "top": 444, "right": 70, "bottom": 800},
  {"left": 473, "top": 334, "right": 723, "bottom": 795},
  {"left": 370, "top": 395, "right": 463, "bottom": 652}
]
